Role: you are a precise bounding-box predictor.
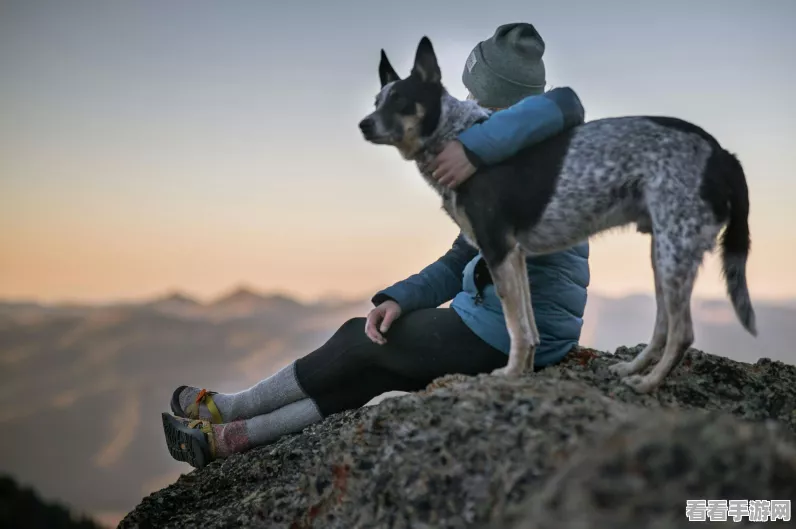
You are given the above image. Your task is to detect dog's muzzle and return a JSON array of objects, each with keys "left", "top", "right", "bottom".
[
  {"left": 358, "top": 117, "right": 391, "bottom": 144},
  {"left": 359, "top": 117, "right": 377, "bottom": 139}
]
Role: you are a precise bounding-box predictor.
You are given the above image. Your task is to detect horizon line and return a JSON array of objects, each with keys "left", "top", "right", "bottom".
[{"left": 2, "top": 285, "right": 794, "bottom": 309}]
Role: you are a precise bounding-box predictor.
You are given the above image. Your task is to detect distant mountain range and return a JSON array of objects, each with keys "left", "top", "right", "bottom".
[
  {"left": 0, "top": 286, "right": 345, "bottom": 323},
  {"left": 1, "top": 287, "right": 793, "bottom": 527}
]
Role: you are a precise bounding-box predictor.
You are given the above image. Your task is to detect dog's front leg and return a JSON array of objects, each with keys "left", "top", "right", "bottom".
[
  {"left": 513, "top": 248, "right": 539, "bottom": 373},
  {"left": 488, "top": 245, "right": 537, "bottom": 377}
]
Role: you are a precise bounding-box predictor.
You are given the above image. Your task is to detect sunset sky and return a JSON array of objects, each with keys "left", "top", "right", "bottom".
[{"left": 1, "top": 0, "right": 795, "bottom": 304}]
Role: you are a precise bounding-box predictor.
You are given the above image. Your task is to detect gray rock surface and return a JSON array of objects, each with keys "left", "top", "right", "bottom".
[
  {"left": 491, "top": 412, "right": 796, "bottom": 529},
  {"left": 119, "top": 345, "right": 796, "bottom": 528}
]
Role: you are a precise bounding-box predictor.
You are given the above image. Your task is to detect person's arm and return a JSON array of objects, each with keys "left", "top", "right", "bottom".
[
  {"left": 371, "top": 232, "right": 477, "bottom": 312},
  {"left": 458, "top": 86, "right": 586, "bottom": 167}
]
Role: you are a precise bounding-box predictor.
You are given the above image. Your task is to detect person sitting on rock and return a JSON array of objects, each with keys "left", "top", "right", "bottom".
[{"left": 161, "top": 22, "right": 591, "bottom": 468}]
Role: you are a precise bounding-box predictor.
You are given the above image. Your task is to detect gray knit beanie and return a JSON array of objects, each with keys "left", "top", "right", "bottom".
[{"left": 462, "top": 23, "right": 547, "bottom": 108}]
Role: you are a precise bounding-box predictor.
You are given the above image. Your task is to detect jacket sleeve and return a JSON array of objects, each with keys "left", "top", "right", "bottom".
[
  {"left": 457, "top": 86, "right": 586, "bottom": 166},
  {"left": 371, "top": 232, "right": 477, "bottom": 312}
]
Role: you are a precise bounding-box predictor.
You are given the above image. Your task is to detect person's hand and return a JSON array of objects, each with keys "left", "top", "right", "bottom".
[
  {"left": 430, "top": 140, "right": 477, "bottom": 189},
  {"left": 365, "top": 300, "right": 402, "bottom": 345}
]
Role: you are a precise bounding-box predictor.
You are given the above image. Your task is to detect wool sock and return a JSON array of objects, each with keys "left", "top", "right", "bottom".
[
  {"left": 212, "top": 398, "right": 323, "bottom": 457},
  {"left": 178, "top": 361, "right": 307, "bottom": 422}
]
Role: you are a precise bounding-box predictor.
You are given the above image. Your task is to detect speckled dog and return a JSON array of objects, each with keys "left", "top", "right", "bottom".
[{"left": 358, "top": 36, "right": 756, "bottom": 394}]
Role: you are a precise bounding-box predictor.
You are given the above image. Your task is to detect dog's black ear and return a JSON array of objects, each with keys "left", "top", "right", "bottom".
[
  {"left": 412, "top": 36, "right": 441, "bottom": 84},
  {"left": 379, "top": 49, "right": 401, "bottom": 87}
]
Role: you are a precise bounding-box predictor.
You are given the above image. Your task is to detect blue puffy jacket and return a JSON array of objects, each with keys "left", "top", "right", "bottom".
[{"left": 373, "top": 87, "right": 590, "bottom": 367}]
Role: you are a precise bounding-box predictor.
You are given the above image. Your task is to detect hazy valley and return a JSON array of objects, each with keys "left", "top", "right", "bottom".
[{"left": 1, "top": 287, "right": 793, "bottom": 526}]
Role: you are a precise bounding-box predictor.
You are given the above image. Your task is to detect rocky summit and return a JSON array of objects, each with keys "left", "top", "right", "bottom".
[{"left": 119, "top": 345, "right": 796, "bottom": 529}]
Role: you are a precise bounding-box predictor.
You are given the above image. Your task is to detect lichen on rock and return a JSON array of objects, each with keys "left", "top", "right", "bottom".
[{"left": 119, "top": 345, "right": 796, "bottom": 529}]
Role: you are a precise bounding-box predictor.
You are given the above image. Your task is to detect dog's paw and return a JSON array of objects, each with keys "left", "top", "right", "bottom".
[
  {"left": 621, "top": 374, "right": 657, "bottom": 394},
  {"left": 491, "top": 366, "right": 523, "bottom": 378},
  {"left": 608, "top": 361, "right": 637, "bottom": 378}
]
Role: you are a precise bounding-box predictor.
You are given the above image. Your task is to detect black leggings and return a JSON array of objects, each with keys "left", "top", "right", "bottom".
[{"left": 294, "top": 308, "right": 509, "bottom": 417}]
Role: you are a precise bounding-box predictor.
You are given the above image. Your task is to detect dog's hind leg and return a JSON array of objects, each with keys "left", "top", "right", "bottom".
[
  {"left": 621, "top": 222, "right": 716, "bottom": 394},
  {"left": 609, "top": 236, "right": 669, "bottom": 377},
  {"left": 487, "top": 244, "right": 538, "bottom": 377}
]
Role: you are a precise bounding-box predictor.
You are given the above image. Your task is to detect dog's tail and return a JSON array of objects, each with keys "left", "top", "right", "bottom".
[{"left": 718, "top": 151, "right": 757, "bottom": 336}]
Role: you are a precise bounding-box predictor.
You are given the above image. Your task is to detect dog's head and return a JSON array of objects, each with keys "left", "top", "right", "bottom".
[{"left": 358, "top": 36, "right": 444, "bottom": 159}]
